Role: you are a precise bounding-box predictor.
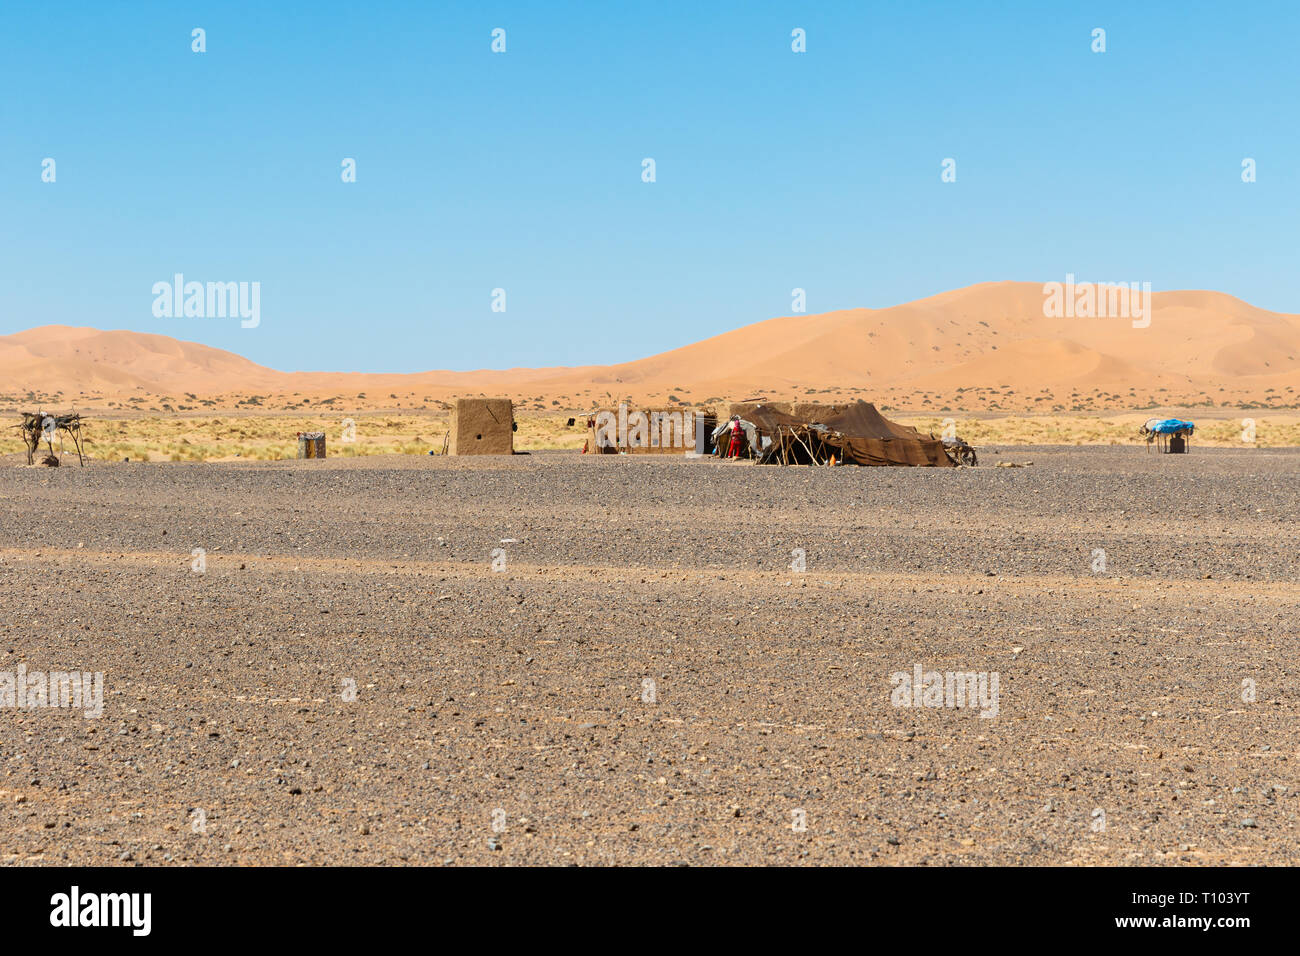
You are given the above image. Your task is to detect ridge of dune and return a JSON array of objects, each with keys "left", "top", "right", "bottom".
[{"left": 3, "top": 282, "right": 1298, "bottom": 410}]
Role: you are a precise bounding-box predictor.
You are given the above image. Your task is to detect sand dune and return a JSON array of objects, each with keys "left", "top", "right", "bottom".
[
  {"left": 0, "top": 326, "right": 284, "bottom": 394},
  {"left": 3, "top": 282, "right": 1297, "bottom": 411}
]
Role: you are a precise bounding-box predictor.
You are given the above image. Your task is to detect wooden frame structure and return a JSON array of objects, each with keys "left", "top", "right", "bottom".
[{"left": 15, "top": 412, "right": 85, "bottom": 466}]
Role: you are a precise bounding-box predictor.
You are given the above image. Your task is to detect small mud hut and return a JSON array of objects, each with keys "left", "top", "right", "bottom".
[{"left": 449, "top": 398, "right": 515, "bottom": 455}]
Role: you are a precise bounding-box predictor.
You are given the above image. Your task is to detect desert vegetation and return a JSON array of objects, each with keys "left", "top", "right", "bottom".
[{"left": 3, "top": 410, "right": 1296, "bottom": 463}]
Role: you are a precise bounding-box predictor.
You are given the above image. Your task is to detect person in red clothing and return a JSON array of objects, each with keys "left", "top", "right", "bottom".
[{"left": 725, "top": 416, "right": 743, "bottom": 458}]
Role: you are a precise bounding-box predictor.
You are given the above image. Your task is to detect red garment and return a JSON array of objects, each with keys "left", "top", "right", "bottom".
[{"left": 726, "top": 424, "right": 742, "bottom": 458}]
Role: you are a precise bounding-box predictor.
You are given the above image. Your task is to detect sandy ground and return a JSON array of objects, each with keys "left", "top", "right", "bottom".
[{"left": 0, "top": 447, "right": 1296, "bottom": 866}]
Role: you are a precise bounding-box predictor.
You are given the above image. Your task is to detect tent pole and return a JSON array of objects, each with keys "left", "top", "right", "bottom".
[{"left": 793, "top": 428, "right": 818, "bottom": 465}]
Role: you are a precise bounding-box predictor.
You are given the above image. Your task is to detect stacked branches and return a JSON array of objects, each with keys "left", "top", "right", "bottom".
[{"left": 15, "top": 411, "right": 86, "bottom": 466}]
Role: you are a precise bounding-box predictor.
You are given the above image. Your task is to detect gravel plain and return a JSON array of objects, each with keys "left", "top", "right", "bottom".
[{"left": 0, "top": 445, "right": 1296, "bottom": 865}]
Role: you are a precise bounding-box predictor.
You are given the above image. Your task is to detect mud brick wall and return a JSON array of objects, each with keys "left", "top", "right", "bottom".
[
  {"left": 588, "top": 407, "right": 715, "bottom": 454},
  {"left": 449, "top": 398, "right": 514, "bottom": 455}
]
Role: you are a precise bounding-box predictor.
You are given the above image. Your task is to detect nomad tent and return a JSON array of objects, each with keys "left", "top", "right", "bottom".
[
  {"left": 713, "top": 404, "right": 803, "bottom": 459},
  {"left": 816, "top": 402, "right": 955, "bottom": 467},
  {"left": 717, "top": 401, "right": 956, "bottom": 467}
]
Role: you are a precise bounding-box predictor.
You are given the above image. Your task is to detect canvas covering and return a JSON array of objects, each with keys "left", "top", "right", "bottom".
[{"left": 731, "top": 401, "right": 955, "bottom": 467}]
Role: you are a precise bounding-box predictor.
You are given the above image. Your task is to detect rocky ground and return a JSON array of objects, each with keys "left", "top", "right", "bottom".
[{"left": 0, "top": 446, "right": 1296, "bottom": 866}]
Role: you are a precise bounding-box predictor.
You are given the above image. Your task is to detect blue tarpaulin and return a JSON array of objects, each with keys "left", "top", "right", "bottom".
[{"left": 1148, "top": 419, "right": 1195, "bottom": 435}]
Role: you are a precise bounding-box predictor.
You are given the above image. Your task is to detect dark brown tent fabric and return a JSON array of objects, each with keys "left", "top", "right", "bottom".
[
  {"left": 739, "top": 400, "right": 954, "bottom": 467},
  {"left": 745, "top": 405, "right": 807, "bottom": 433},
  {"left": 820, "top": 402, "right": 926, "bottom": 441},
  {"left": 819, "top": 402, "right": 955, "bottom": 467},
  {"left": 827, "top": 433, "right": 953, "bottom": 466}
]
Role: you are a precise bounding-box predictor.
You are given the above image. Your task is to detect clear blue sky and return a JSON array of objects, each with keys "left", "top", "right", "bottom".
[{"left": 4, "top": 1, "right": 1297, "bottom": 373}]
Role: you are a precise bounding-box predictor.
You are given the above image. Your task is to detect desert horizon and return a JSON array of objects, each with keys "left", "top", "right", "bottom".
[
  {"left": 5, "top": 281, "right": 1298, "bottom": 419},
  {"left": 6, "top": 279, "right": 1296, "bottom": 462}
]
